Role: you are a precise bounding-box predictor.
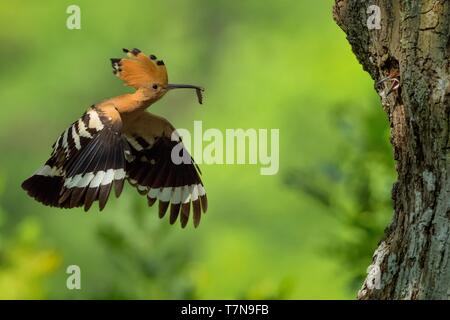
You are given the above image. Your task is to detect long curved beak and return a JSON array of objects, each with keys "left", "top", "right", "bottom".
[
  {"left": 376, "top": 76, "right": 391, "bottom": 85},
  {"left": 167, "top": 83, "right": 205, "bottom": 104},
  {"left": 167, "top": 84, "right": 203, "bottom": 91}
]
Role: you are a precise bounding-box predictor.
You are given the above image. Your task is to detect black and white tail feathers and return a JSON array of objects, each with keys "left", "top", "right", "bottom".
[
  {"left": 22, "top": 106, "right": 127, "bottom": 211},
  {"left": 22, "top": 107, "right": 207, "bottom": 228}
]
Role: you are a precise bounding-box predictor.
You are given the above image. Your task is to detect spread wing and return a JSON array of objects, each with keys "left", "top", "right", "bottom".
[
  {"left": 22, "top": 104, "right": 128, "bottom": 211},
  {"left": 124, "top": 112, "right": 207, "bottom": 228},
  {"left": 111, "top": 48, "right": 168, "bottom": 89}
]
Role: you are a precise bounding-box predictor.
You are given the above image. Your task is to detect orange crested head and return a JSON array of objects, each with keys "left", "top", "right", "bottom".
[{"left": 111, "top": 48, "right": 204, "bottom": 104}]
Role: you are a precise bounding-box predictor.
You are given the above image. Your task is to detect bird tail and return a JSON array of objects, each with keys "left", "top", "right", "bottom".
[
  {"left": 21, "top": 163, "right": 68, "bottom": 208},
  {"left": 22, "top": 106, "right": 127, "bottom": 211}
]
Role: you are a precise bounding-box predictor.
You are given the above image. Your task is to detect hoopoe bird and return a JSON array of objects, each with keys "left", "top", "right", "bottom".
[{"left": 22, "top": 48, "right": 207, "bottom": 228}]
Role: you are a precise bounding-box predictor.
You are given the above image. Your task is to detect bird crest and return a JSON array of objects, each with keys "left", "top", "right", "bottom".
[{"left": 111, "top": 48, "right": 168, "bottom": 89}]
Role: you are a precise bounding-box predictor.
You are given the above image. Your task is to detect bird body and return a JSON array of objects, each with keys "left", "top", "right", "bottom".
[{"left": 22, "top": 48, "right": 207, "bottom": 228}]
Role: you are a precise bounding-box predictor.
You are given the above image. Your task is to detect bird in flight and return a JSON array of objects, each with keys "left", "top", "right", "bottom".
[{"left": 22, "top": 48, "right": 207, "bottom": 228}]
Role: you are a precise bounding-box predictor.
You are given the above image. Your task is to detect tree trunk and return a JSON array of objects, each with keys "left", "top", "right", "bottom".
[{"left": 333, "top": 0, "right": 450, "bottom": 299}]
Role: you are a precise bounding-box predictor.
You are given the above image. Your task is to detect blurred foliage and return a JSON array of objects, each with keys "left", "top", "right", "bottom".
[
  {"left": 88, "top": 198, "right": 198, "bottom": 299},
  {"left": 0, "top": 204, "right": 61, "bottom": 299},
  {"left": 0, "top": 0, "right": 395, "bottom": 299},
  {"left": 284, "top": 98, "right": 395, "bottom": 293}
]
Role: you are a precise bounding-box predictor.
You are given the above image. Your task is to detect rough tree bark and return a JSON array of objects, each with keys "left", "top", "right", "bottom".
[{"left": 333, "top": 0, "right": 450, "bottom": 299}]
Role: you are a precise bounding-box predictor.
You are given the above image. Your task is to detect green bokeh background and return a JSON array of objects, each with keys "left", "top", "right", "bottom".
[{"left": 0, "top": 0, "right": 395, "bottom": 299}]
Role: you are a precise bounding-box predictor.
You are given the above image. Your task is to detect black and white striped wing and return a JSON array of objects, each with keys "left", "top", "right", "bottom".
[
  {"left": 22, "top": 106, "right": 128, "bottom": 211},
  {"left": 126, "top": 133, "right": 207, "bottom": 228}
]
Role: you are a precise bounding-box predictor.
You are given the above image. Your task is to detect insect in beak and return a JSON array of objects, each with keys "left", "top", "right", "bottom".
[{"left": 167, "top": 84, "right": 205, "bottom": 104}]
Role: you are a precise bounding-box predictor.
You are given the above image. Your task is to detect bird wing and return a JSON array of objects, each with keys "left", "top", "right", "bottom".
[
  {"left": 22, "top": 104, "right": 128, "bottom": 211},
  {"left": 124, "top": 112, "right": 207, "bottom": 228},
  {"left": 111, "top": 48, "right": 168, "bottom": 89}
]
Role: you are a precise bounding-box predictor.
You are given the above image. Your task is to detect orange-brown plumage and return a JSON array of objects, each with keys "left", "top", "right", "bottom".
[
  {"left": 22, "top": 48, "right": 207, "bottom": 228},
  {"left": 113, "top": 48, "right": 168, "bottom": 89}
]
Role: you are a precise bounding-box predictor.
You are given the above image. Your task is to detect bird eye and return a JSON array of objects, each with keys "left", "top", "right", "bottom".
[{"left": 152, "top": 84, "right": 158, "bottom": 90}]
